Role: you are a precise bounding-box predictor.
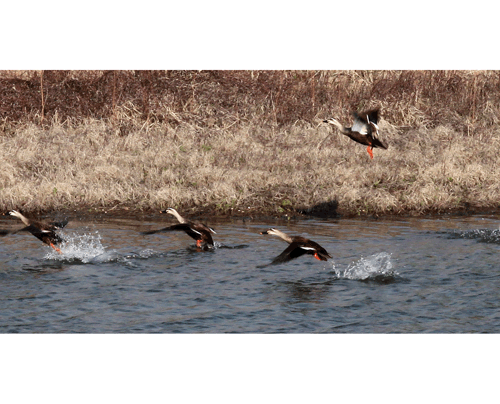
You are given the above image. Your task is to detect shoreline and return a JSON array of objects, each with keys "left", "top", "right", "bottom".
[{"left": 10, "top": 203, "right": 500, "bottom": 223}]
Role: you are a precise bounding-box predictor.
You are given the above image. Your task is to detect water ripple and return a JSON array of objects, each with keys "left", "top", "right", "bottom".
[{"left": 2, "top": 216, "right": 500, "bottom": 333}]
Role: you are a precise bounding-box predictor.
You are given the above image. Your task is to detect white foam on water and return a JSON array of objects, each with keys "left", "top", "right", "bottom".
[
  {"left": 44, "top": 231, "right": 114, "bottom": 263},
  {"left": 122, "top": 249, "right": 163, "bottom": 261},
  {"left": 333, "top": 252, "right": 397, "bottom": 280},
  {"left": 454, "top": 228, "right": 500, "bottom": 243},
  {"left": 137, "top": 248, "right": 157, "bottom": 258}
]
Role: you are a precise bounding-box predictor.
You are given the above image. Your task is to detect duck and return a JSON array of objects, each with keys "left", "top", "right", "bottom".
[
  {"left": 1, "top": 210, "right": 68, "bottom": 254},
  {"left": 141, "top": 208, "right": 216, "bottom": 248},
  {"left": 260, "top": 228, "right": 332, "bottom": 264},
  {"left": 322, "top": 108, "right": 388, "bottom": 159}
]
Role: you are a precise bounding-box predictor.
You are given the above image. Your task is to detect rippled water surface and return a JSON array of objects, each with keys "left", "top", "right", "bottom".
[{"left": 1, "top": 214, "right": 500, "bottom": 333}]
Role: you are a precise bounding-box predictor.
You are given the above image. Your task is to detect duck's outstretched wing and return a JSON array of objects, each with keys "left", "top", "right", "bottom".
[
  {"left": 347, "top": 124, "right": 388, "bottom": 149},
  {"left": 269, "top": 242, "right": 313, "bottom": 264},
  {"left": 50, "top": 218, "right": 69, "bottom": 229},
  {"left": 141, "top": 224, "right": 192, "bottom": 235},
  {"left": 307, "top": 240, "right": 332, "bottom": 261},
  {"left": 141, "top": 223, "right": 214, "bottom": 245},
  {"left": 352, "top": 109, "right": 380, "bottom": 133},
  {"left": 363, "top": 109, "right": 379, "bottom": 125},
  {"left": 26, "top": 225, "right": 64, "bottom": 244},
  {"left": 190, "top": 223, "right": 215, "bottom": 245},
  {"left": 351, "top": 113, "right": 370, "bottom": 134}
]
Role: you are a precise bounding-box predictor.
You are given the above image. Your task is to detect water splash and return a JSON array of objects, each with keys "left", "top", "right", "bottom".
[
  {"left": 214, "top": 242, "right": 248, "bottom": 250},
  {"left": 123, "top": 249, "right": 161, "bottom": 260},
  {"left": 44, "top": 231, "right": 113, "bottom": 263},
  {"left": 137, "top": 248, "right": 158, "bottom": 258},
  {"left": 450, "top": 228, "right": 500, "bottom": 244},
  {"left": 333, "top": 252, "right": 398, "bottom": 281}
]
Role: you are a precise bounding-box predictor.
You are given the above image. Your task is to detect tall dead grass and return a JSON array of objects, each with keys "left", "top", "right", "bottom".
[{"left": 1, "top": 70, "right": 500, "bottom": 217}]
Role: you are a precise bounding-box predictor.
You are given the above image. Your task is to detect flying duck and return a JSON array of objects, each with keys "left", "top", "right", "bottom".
[
  {"left": 322, "top": 109, "right": 388, "bottom": 159},
  {"left": 260, "top": 228, "right": 332, "bottom": 264},
  {"left": 1, "top": 210, "right": 68, "bottom": 254},
  {"left": 141, "top": 208, "right": 216, "bottom": 248}
]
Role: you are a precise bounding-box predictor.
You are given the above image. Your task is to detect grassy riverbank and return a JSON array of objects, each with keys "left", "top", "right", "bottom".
[{"left": 1, "top": 70, "right": 500, "bottom": 218}]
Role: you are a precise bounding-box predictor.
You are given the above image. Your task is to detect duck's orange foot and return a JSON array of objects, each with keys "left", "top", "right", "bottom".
[
  {"left": 50, "top": 243, "right": 62, "bottom": 254},
  {"left": 196, "top": 240, "right": 202, "bottom": 248},
  {"left": 313, "top": 252, "right": 321, "bottom": 261},
  {"left": 367, "top": 146, "right": 374, "bottom": 159}
]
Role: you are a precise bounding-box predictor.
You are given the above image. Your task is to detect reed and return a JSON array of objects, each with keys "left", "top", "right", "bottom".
[{"left": 1, "top": 70, "right": 499, "bottom": 217}]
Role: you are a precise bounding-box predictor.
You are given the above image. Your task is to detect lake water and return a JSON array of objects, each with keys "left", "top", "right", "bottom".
[{"left": 1, "top": 213, "right": 500, "bottom": 333}]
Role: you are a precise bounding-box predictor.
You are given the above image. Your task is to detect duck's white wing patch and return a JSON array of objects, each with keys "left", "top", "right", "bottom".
[
  {"left": 352, "top": 122, "right": 368, "bottom": 134},
  {"left": 352, "top": 115, "right": 369, "bottom": 134}
]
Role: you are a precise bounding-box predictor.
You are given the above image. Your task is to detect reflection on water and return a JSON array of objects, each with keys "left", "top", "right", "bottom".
[
  {"left": 0, "top": 214, "right": 500, "bottom": 333},
  {"left": 280, "top": 279, "right": 335, "bottom": 303}
]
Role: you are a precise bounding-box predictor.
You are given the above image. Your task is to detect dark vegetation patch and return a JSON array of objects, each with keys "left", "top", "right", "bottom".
[{"left": 1, "top": 70, "right": 499, "bottom": 132}]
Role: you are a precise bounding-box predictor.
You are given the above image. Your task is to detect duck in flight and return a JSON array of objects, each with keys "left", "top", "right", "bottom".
[
  {"left": 0, "top": 210, "right": 68, "bottom": 254},
  {"left": 322, "top": 108, "right": 388, "bottom": 159},
  {"left": 260, "top": 228, "right": 332, "bottom": 264},
  {"left": 141, "top": 208, "right": 216, "bottom": 248}
]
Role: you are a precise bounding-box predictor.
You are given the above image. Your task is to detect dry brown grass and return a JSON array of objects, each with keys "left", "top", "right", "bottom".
[{"left": 1, "top": 70, "right": 500, "bottom": 217}]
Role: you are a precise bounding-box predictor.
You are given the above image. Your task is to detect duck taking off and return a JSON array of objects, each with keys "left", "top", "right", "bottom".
[
  {"left": 260, "top": 228, "right": 332, "bottom": 264},
  {"left": 1, "top": 210, "right": 68, "bottom": 254},
  {"left": 322, "top": 109, "right": 388, "bottom": 159},
  {"left": 141, "top": 208, "right": 216, "bottom": 248}
]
